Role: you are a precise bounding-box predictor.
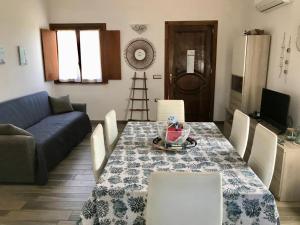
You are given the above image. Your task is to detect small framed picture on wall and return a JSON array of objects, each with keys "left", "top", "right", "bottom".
[{"left": 18, "top": 46, "right": 28, "bottom": 65}]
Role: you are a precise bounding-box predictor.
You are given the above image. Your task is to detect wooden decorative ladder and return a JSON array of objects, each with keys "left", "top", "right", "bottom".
[{"left": 128, "top": 72, "right": 150, "bottom": 121}]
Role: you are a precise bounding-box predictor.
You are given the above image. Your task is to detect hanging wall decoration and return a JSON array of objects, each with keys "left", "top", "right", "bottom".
[
  {"left": 124, "top": 38, "right": 155, "bottom": 70},
  {"left": 131, "top": 24, "right": 148, "bottom": 35},
  {"left": 296, "top": 26, "right": 300, "bottom": 52},
  {"left": 284, "top": 36, "right": 292, "bottom": 80},
  {"left": 279, "top": 32, "right": 286, "bottom": 78},
  {"left": 0, "top": 47, "right": 6, "bottom": 65},
  {"left": 279, "top": 33, "right": 292, "bottom": 83},
  {"left": 18, "top": 46, "right": 28, "bottom": 65}
]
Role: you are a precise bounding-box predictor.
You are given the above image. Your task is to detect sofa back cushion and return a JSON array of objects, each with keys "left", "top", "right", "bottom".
[{"left": 0, "top": 91, "right": 51, "bottom": 129}]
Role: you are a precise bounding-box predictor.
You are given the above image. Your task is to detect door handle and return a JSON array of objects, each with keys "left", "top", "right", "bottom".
[
  {"left": 169, "top": 74, "right": 173, "bottom": 85},
  {"left": 168, "top": 74, "right": 173, "bottom": 99}
]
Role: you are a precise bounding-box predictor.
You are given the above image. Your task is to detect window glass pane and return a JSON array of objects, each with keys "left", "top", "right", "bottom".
[
  {"left": 57, "top": 30, "right": 81, "bottom": 82},
  {"left": 80, "top": 30, "right": 102, "bottom": 82}
]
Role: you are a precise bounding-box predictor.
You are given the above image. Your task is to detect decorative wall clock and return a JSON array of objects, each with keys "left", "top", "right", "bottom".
[{"left": 124, "top": 38, "right": 155, "bottom": 70}]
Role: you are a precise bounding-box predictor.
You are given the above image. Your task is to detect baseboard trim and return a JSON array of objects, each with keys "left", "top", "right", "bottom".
[
  {"left": 91, "top": 120, "right": 225, "bottom": 124},
  {"left": 91, "top": 120, "right": 129, "bottom": 124},
  {"left": 214, "top": 121, "right": 224, "bottom": 125}
]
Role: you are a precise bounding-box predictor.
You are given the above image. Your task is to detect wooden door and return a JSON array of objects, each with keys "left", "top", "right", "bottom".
[{"left": 165, "top": 21, "right": 217, "bottom": 122}]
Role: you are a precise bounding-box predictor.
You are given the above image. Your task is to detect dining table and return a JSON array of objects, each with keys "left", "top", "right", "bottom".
[{"left": 79, "top": 121, "right": 280, "bottom": 225}]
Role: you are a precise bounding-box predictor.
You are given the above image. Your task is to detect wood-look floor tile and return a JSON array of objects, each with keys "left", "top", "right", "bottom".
[
  {"left": 279, "top": 207, "right": 300, "bottom": 217},
  {"left": 35, "top": 195, "right": 88, "bottom": 202},
  {"left": 68, "top": 212, "right": 81, "bottom": 221},
  {"left": 57, "top": 221, "right": 77, "bottom": 225},
  {"left": 61, "top": 156, "right": 90, "bottom": 162},
  {"left": 0, "top": 210, "right": 9, "bottom": 216},
  {"left": 48, "top": 174, "right": 76, "bottom": 181},
  {"left": 23, "top": 201, "right": 84, "bottom": 211},
  {"left": 30, "top": 193, "right": 89, "bottom": 199},
  {"left": 60, "top": 159, "right": 92, "bottom": 165},
  {"left": 0, "top": 200, "right": 26, "bottom": 210},
  {"left": 55, "top": 164, "right": 92, "bottom": 170},
  {"left": 0, "top": 210, "right": 71, "bottom": 221},
  {"left": 0, "top": 221, "right": 56, "bottom": 225},
  {"left": 47, "top": 180, "right": 95, "bottom": 187},
  {"left": 50, "top": 169, "right": 93, "bottom": 175},
  {"left": 0, "top": 186, "right": 93, "bottom": 194},
  {"left": 278, "top": 202, "right": 300, "bottom": 208},
  {"left": 73, "top": 174, "right": 95, "bottom": 181}
]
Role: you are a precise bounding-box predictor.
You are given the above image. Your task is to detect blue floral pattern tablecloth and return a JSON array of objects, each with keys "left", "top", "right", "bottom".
[{"left": 80, "top": 122, "right": 280, "bottom": 225}]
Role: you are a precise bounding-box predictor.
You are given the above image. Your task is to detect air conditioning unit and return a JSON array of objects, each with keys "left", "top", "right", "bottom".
[{"left": 255, "top": 0, "right": 292, "bottom": 12}]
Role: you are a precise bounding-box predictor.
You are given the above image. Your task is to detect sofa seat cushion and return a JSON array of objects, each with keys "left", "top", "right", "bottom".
[
  {"left": 26, "top": 111, "right": 92, "bottom": 184},
  {"left": 27, "top": 111, "right": 85, "bottom": 144}
]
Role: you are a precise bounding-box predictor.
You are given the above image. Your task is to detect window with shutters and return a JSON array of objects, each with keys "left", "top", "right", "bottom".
[{"left": 41, "top": 23, "right": 121, "bottom": 84}]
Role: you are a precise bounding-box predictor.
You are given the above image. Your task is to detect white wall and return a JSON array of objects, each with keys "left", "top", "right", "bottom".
[
  {"left": 46, "top": 0, "right": 252, "bottom": 121},
  {"left": 247, "top": 1, "right": 300, "bottom": 125},
  {"left": 3, "top": 0, "right": 298, "bottom": 124},
  {"left": 0, "top": 0, "right": 52, "bottom": 102}
]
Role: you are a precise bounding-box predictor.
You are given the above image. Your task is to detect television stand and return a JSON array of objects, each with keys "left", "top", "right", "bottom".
[
  {"left": 244, "top": 118, "right": 282, "bottom": 160},
  {"left": 251, "top": 118, "right": 284, "bottom": 135},
  {"left": 244, "top": 118, "right": 300, "bottom": 202},
  {"left": 224, "top": 113, "right": 300, "bottom": 201}
]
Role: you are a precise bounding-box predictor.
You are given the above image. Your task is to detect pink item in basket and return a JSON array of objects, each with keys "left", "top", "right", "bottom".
[{"left": 167, "top": 127, "right": 182, "bottom": 142}]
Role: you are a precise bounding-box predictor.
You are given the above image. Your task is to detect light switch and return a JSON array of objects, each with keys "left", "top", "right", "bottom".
[{"left": 153, "top": 75, "right": 162, "bottom": 79}]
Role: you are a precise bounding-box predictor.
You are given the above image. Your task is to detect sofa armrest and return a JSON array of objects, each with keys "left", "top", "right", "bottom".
[
  {"left": 0, "top": 124, "right": 32, "bottom": 136},
  {"left": 72, "top": 103, "right": 87, "bottom": 113},
  {"left": 0, "top": 134, "right": 36, "bottom": 183},
  {"left": 0, "top": 124, "right": 36, "bottom": 183}
]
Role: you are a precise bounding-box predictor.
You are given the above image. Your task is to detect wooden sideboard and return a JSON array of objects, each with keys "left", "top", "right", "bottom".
[
  {"left": 270, "top": 141, "right": 300, "bottom": 201},
  {"left": 225, "top": 117, "right": 300, "bottom": 201}
]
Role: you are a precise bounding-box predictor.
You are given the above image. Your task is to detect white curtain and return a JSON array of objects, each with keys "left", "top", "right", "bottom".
[
  {"left": 80, "top": 30, "right": 102, "bottom": 82},
  {"left": 57, "top": 30, "right": 81, "bottom": 82}
]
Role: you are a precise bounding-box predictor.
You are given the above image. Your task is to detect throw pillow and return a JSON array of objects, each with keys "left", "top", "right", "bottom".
[
  {"left": 49, "top": 95, "right": 74, "bottom": 114},
  {"left": 0, "top": 124, "right": 32, "bottom": 136}
]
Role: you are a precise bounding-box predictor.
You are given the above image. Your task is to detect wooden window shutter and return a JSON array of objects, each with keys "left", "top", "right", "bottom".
[
  {"left": 40, "top": 29, "right": 59, "bottom": 81},
  {"left": 100, "top": 30, "right": 121, "bottom": 81}
]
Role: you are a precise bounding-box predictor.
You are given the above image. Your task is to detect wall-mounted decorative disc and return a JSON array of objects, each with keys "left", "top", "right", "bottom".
[{"left": 124, "top": 38, "right": 155, "bottom": 70}]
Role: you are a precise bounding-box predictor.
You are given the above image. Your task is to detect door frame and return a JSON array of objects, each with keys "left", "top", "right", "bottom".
[{"left": 164, "top": 20, "right": 218, "bottom": 121}]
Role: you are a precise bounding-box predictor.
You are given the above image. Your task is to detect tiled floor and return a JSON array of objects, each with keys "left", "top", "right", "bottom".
[{"left": 0, "top": 122, "right": 299, "bottom": 224}]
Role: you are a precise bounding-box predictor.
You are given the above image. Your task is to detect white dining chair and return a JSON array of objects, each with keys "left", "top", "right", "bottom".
[
  {"left": 90, "top": 123, "right": 106, "bottom": 183},
  {"left": 146, "top": 172, "right": 222, "bottom": 225},
  {"left": 104, "top": 110, "right": 118, "bottom": 155},
  {"left": 248, "top": 124, "right": 278, "bottom": 188},
  {"left": 229, "top": 110, "right": 250, "bottom": 158},
  {"left": 157, "top": 100, "right": 185, "bottom": 122}
]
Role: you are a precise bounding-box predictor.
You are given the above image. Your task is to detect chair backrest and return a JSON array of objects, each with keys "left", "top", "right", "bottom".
[
  {"left": 90, "top": 124, "right": 106, "bottom": 183},
  {"left": 146, "top": 172, "right": 222, "bottom": 225},
  {"left": 157, "top": 100, "right": 185, "bottom": 122},
  {"left": 229, "top": 110, "right": 250, "bottom": 158},
  {"left": 248, "top": 124, "right": 278, "bottom": 188},
  {"left": 104, "top": 110, "right": 118, "bottom": 154}
]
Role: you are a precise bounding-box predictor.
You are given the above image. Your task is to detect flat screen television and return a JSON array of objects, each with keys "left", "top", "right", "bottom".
[{"left": 260, "top": 88, "right": 290, "bottom": 132}]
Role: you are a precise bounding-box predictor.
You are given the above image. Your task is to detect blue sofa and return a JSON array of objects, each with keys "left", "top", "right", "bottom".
[{"left": 0, "top": 91, "right": 92, "bottom": 184}]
